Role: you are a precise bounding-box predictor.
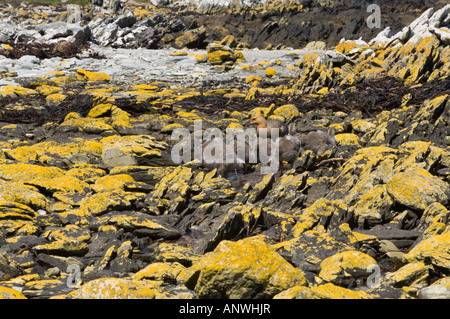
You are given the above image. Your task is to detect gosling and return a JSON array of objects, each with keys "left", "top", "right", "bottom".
[
  {"left": 201, "top": 136, "right": 251, "bottom": 179},
  {"left": 250, "top": 115, "right": 288, "bottom": 138},
  {"left": 300, "top": 127, "right": 336, "bottom": 156},
  {"left": 278, "top": 123, "right": 302, "bottom": 166}
]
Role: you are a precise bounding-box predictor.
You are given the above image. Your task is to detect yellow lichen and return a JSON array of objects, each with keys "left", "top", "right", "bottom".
[
  {"left": 76, "top": 69, "right": 110, "bottom": 82},
  {"left": 0, "top": 286, "right": 27, "bottom": 299},
  {"left": 92, "top": 174, "right": 135, "bottom": 193},
  {"left": 265, "top": 68, "right": 277, "bottom": 77},
  {"left": 65, "top": 278, "right": 156, "bottom": 299}
]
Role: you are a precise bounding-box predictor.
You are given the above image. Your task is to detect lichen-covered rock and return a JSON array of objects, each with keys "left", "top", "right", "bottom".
[
  {"left": 100, "top": 135, "right": 169, "bottom": 166},
  {"left": 25, "top": 175, "right": 91, "bottom": 195},
  {"left": 0, "top": 163, "right": 64, "bottom": 182},
  {"left": 403, "top": 232, "right": 450, "bottom": 271},
  {"left": 41, "top": 224, "right": 91, "bottom": 243},
  {"left": 79, "top": 190, "right": 146, "bottom": 216},
  {"left": 272, "top": 104, "right": 301, "bottom": 122},
  {"left": 335, "top": 133, "right": 361, "bottom": 147},
  {"left": 0, "top": 181, "right": 49, "bottom": 211},
  {"left": 0, "top": 286, "right": 27, "bottom": 299},
  {"left": 65, "top": 278, "right": 156, "bottom": 299},
  {"left": 184, "top": 236, "right": 307, "bottom": 298},
  {"left": 319, "top": 251, "right": 378, "bottom": 286},
  {"left": 76, "top": 69, "right": 110, "bottom": 82},
  {"left": 386, "top": 167, "right": 450, "bottom": 211},
  {"left": 273, "top": 285, "right": 327, "bottom": 299},
  {"left": 91, "top": 174, "right": 135, "bottom": 193},
  {"left": 290, "top": 198, "right": 348, "bottom": 237},
  {"left": 174, "top": 27, "right": 206, "bottom": 49},
  {"left": 352, "top": 184, "right": 394, "bottom": 225},
  {"left": 384, "top": 262, "right": 429, "bottom": 288},
  {"left": 310, "top": 283, "right": 374, "bottom": 299},
  {"left": 95, "top": 211, "right": 181, "bottom": 239},
  {"left": 154, "top": 243, "right": 199, "bottom": 267},
  {"left": 274, "top": 230, "right": 354, "bottom": 272},
  {"left": 4, "top": 140, "right": 103, "bottom": 165},
  {"left": 207, "top": 50, "right": 236, "bottom": 65},
  {"left": 263, "top": 173, "right": 307, "bottom": 211},
  {"left": 0, "top": 200, "right": 38, "bottom": 221},
  {"left": 132, "top": 262, "right": 182, "bottom": 284},
  {"left": 34, "top": 238, "right": 89, "bottom": 257}
]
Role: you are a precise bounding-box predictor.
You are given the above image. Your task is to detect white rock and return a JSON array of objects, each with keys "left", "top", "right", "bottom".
[
  {"left": 0, "top": 20, "right": 17, "bottom": 42},
  {"left": 418, "top": 285, "right": 450, "bottom": 299},
  {"left": 409, "top": 7, "right": 434, "bottom": 30},
  {"left": 428, "top": 4, "right": 450, "bottom": 28},
  {"left": 369, "top": 26, "right": 392, "bottom": 45}
]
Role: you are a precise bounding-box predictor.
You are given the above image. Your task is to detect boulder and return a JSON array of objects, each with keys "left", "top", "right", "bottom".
[
  {"left": 184, "top": 236, "right": 307, "bottom": 298},
  {"left": 404, "top": 232, "right": 450, "bottom": 271},
  {"left": 386, "top": 167, "right": 450, "bottom": 212},
  {"left": 384, "top": 262, "right": 429, "bottom": 288},
  {"left": 0, "top": 286, "right": 27, "bottom": 299},
  {"left": 318, "top": 250, "right": 378, "bottom": 286},
  {"left": 174, "top": 27, "right": 206, "bottom": 49}
]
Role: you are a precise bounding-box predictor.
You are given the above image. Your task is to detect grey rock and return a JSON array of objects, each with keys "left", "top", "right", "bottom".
[{"left": 101, "top": 148, "right": 138, "bottom": 169}]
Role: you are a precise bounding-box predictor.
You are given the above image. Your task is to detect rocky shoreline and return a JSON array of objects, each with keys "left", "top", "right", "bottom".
[{"left": 0, "top": 0, "right": 449, "bottom": 299}]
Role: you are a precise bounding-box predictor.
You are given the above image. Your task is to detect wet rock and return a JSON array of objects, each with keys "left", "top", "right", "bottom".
[{"left": 184, "top": 236, "right": 307, "bottom": 298}]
